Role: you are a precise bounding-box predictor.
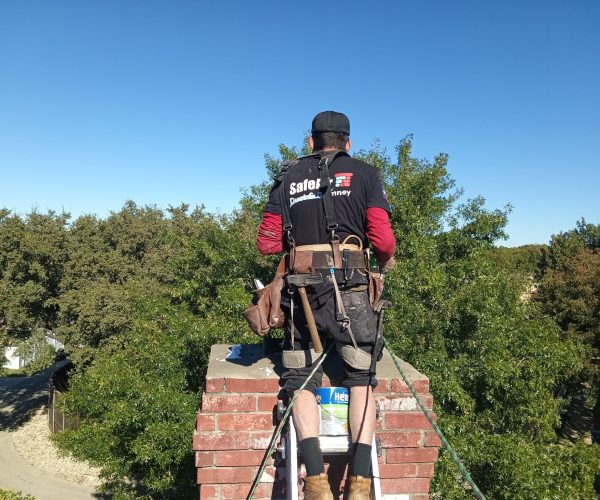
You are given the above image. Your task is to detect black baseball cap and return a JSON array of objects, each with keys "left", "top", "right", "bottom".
[{"left": 311, "top": 111, "right": 350, "bottom": 135}]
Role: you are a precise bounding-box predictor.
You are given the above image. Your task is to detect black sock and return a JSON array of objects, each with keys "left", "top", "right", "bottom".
[
  {"left": 351, "top": 443, "right": 372, "bottom": 477},
  {"left": 300, "top": 437, "right": 325, "bottom": 477}
]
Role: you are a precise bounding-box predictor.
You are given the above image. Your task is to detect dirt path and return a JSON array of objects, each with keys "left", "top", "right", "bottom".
[{"left": 0, "top": 362, "right": 101, "bottom": 499}]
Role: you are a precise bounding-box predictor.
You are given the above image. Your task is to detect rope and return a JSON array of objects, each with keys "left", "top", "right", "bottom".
[
  {"left": 383, "top": 338, "right": 487, "bottom": 500},
  {"left": 246, "top": 343, "right": 334, "bottom": 500}
]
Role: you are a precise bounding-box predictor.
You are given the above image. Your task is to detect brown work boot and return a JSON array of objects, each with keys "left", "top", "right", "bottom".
[
  {"left": 346, "top": 475, "right": 372, "bottom": 499},
  {"left": 303, "top": 473, "right": 334, "bottom": 500}
]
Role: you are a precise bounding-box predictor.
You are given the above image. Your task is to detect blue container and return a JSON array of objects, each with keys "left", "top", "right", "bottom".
[{"left": 316, "top": 387, "right": 349, "bottom": 435}]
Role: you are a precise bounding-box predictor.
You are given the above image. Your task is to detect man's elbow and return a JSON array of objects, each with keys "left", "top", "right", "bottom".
[{"left": 257, "top": 239, "right": 283, "bottom": 255}]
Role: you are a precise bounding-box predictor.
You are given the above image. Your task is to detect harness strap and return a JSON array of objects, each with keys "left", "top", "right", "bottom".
[
  {"left": 277, "top": 159, "right": 301, "bottom": 248},
  {"left": 329, "top": 268, "right": 359, "bottom": 349},
  {"left": 317, "top": 151, "right": 348, "bottom": 239}
]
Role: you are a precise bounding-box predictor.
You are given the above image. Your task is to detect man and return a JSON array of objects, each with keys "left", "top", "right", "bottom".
[{"left": 257, "top": 111, "right": 395, "bottom": 499}]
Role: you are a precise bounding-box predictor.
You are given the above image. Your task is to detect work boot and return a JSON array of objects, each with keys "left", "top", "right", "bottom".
[
  {"left": 303, "top": 473, "right": 334, "bottom": 500},
  {"left": 346, "top": 475, "right": 372, "bottom": 499}
]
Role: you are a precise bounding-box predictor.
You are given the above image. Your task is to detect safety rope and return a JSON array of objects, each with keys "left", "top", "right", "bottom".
[
  {"left": 383, "top": 338, "right": 487, "bottom": 500},
  {"left": 246, "top": 343, "right": 334, "bottom": 500}
]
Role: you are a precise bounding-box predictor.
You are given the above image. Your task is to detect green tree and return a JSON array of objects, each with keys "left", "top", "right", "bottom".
[
  {"left": 536, "top": 219, "right": 600, "bottom": 444},
  {"left": 0, "top": 209, "right": 69, "bottom": 350},
  {"left": 487, "top": 244, "right": 547, "bottom": 276},
  {"left": 352, "top": 137, "right": 598, "bottom": 498}
]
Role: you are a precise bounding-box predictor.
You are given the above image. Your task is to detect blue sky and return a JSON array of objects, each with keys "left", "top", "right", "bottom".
[{"left": 1, "top": 1, "right": 598, "bottom": 246}]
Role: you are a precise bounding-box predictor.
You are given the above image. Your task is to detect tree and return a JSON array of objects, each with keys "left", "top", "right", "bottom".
[
  {"left": 353, "top": 138, "right": 598, "bottom": 498},
  {"left": 536, "top": 219, "right": 600, "bottom": 444},
  {"left": 0, "top": 209, "right": 69, "bottom": 353}
]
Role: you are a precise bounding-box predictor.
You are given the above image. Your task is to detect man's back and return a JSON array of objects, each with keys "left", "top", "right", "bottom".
[{"left": 265, "top": 153, "right": 391, "bottom": 248}]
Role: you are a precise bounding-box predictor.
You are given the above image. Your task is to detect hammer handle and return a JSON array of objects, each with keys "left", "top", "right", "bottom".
[{"left": 297, "top": 287, "right": 323, "bottom": 353}]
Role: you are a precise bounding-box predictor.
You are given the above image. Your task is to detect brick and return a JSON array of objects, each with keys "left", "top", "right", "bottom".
[
  {"left": 205, "top": 377, "right": 226, "bottom": 393},
  {"left": 215, "top": 450, "right": 267, "bottom": 467},
  {"left": 227, "top": 378, "right": 280, "bottom": 393},
  {"left": 378, "top": 463, "right": 417, "bottom": 478},
  {"left": 196, "top": 414, "right": 215, "bottom": 431},
  {"left": 385, "top": 412, "right": 436, "bottom": 431},
  {"left": 381, "top": 477, "right": 430, "bottom": 493},
  {"left": 387, "top": 448, "right": 439, "bottom": 463},
  {"left": 420, "top": 394, "right": 434, "bottom": 409},
  {"left": 199, "top": 483, "right": 217, "bottom": 499},
  {"left": 197, "top": 466, "right": 257, "bottom": 484},
  {"left": 417, "top": 462, "right": 435, "bottom": 477},
  {"left": 391, "top": 378, "right": 429, "bottom": 394},
  {"left": 217, "top": 413, "right": 273, "bottom": 431},
  {"left": 423, "top": 430, "right": 441, "bottom": 447},
  {"left": 378, "top": 431, "right": 421, "bottom": 448},
  {"left": 201, "top": 394, "right": 256, "bottom": 412},
  {"left": 258, "top": 395, "right": 279, "bottom": 411},
  {"left": 376, "top": 395, "right": 418, "bottom": 411},
  {"left": 195, "top": 451, "right": 214, "bottom": 467},
  {"left": 220, "top": 482, "right": 272, "bottom": 499},
  {"left": 193, "top": 431, "right": 249, "bottom": 451},
  {"left": 251, "top": 432, "right": 274, "bottom": 449},
  {"left": 373, "top": 379, "right": 390, "bottom": 392}
]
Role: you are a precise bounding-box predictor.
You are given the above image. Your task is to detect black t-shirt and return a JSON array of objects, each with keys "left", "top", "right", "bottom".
[{"left": 265, "top": 153, "right": 391, "bottom": 247}]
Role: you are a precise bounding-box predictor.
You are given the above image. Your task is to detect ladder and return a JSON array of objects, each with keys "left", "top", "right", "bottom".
[{"left": 278, "top": 407, "right": 383, "bottom": 499}]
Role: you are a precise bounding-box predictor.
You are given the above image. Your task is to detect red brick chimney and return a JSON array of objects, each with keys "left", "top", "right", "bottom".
[{"left": 193, "top": 344, "right": 440, "bottom": 499}]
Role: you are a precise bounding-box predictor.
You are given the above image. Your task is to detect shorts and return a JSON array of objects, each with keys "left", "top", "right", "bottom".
[{"left": 280, "top": 283, "right": 379, "bottom": 396}]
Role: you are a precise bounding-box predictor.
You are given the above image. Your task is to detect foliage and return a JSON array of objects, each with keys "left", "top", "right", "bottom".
[
  {"left": 0, "top": 209, "right": 69, "bottom": 347},
  {"left": 537, "top": 219, "right": 600, "bottom": 368},
  {"left": 0, "top": 489, "right": 35, "bottom": 500},
  {"left": 0, "top": 367, "right": 28, "bottom": 377},
  {"left": 536, "top": 218, "right": 600, "bottom": 442},
  {"left": 53, "top": 201, "right": 267, "bottom": 497},
  {"left": 488, "top": 244, "right": 547, "bottom": 276},
  {"left": 349, "top": 138, "right": 597, "bottom": 498},
  {"left": 54, "top": 291, "right": 202, "bottom": 497},
  {"left": 13, "top": 328, "right": 57, "bottom": 375}
]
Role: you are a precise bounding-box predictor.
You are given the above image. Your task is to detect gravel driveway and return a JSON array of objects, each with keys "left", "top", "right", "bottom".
[{"left": 0, "top": 362, "right": 101, "bottom": 500}]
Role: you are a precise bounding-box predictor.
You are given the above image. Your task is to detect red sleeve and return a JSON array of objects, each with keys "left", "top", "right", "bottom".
[
  {"left": 366, "top": 207, "right": 395, "bottom": 263},
  {"left": 257, "top": 212, "right": 284, "bottom": 255}
]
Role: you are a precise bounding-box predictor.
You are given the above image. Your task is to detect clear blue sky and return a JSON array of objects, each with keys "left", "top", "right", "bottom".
[{"left": 1, "top": 1, "right": 598, "bottom": 246}]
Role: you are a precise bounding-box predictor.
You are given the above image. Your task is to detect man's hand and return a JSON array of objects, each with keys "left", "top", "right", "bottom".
[{"left": 378, "top": 257, "right": 395, "bottom": 273}]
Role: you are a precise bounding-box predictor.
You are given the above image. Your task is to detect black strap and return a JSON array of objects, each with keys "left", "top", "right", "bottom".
[
  {"left": 276, "top": 150, "right": 348, "bottom": 245},
  {"left": 317, "top": 150, "right": 348, "bottom": 240},
  {"left": 276, "top": 159, "right": 302, "bottom": 246}
]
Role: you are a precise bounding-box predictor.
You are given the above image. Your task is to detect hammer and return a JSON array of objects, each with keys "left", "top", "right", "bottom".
[{"left": 286, "top": 274, "right": 324, "bottom": 352}]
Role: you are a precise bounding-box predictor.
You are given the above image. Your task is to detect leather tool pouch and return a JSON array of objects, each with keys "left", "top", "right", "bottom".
[
  {"left": 290, "top": 249, "right": 314, "bottom": 274},
  {"left": 368, "top": 271, "right": 385, "bottom": 309},
  {"left": 243, "top": 256, "right": 287, "bottom": 336}
]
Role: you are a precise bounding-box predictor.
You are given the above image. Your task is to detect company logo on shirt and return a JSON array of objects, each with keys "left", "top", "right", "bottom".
[
  {"left": 334, "top": 173, "right": 353, "bottom": 188},
  {"left": 289, "top": 173, "right": 353, "bottom": 207},
  {"left": 289, "top": 178, "right": 323, "bottom": 207}
]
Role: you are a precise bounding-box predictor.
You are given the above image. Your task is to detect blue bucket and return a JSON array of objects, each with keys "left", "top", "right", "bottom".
[{"left": 316, "top": 387, "right": 349, "bottom": 435}]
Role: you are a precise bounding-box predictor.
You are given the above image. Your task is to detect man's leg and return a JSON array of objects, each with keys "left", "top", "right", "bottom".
[
  {"left": 334, "top": 288, "right": 379, "bottom": 498},
  {"left": 349, "top": 385, "right": 376, "bottom": 478},
  {"left": 349, "top": 385, "right": 376, "bottom": 445},
  {"left": 281, "top": 334, "right": 332, "bottom": 497},
  {"left": 292, "top": 389, "right": 324, "bottom": 477},
  {"left": 292, "top": 389, "right": 320, "bottom": 440}
]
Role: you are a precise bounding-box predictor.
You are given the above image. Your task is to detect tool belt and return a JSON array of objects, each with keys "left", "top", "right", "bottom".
[{"left": 290, "top": 243, "right": 368, "bottom": 274}]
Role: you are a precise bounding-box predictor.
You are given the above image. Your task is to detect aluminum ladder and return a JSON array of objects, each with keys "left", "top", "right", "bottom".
[{"left": 279, "top": 407, "right": 383, "bottom": 499}]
